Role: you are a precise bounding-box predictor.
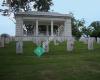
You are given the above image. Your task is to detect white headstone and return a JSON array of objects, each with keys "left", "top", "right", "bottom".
[
  {"left": 54, "top": 37, "right": 59, "bottom": 45},
  {"left": 0, "top": 37, "right": 4, "bottom": 48},
  {"left": 56, "top": 37, "right": 59, "bottom": 42},
  {"left": 79, "top": 37, "right": 88, "bottom": 44},
  {"left": 83, "top": 38, "right": 88, "bottom": 44},
  {"left": 58, "top": 37, "right": 64, "bottom": 43},
  {"left": 97, "top": 37, "right": 100, "bottom": 44},
  {"left": 5, "top": 38, "right": 10, "bottom": 44},
  {"left": 88, "top": 37, "right": 94, "bottom": 50},
  {"left": 42, "top": 40, "right": 49, "bottom": 52},
  {"left": 37, "top": 37, "right": 43, "bottom": 46},
  {"left": 67, "top": 37, "right": 74, "bottom": 51},
  {"left": 93, "top": 37, "right": 96, "bottom": 43},
  {"left": 16, "top": 41, "right": 23, "bottom": 54}
]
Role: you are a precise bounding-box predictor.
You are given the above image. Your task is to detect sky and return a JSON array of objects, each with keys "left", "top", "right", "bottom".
[{"left": 0, "top": 0, "right": 100, "bottom": 36}]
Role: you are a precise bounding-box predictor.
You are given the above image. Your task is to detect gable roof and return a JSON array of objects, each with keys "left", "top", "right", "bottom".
[{"left": 15, "top": 11, "right": 72, "bottom": 18}]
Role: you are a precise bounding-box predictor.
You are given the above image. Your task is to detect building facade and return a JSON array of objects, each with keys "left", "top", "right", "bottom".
[{"left": 15, "top": 11, "right": 72, "bottom": 53}]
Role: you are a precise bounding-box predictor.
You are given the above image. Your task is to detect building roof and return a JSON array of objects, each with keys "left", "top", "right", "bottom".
[{"left": 15, "top": 11, "right": 72, "bottom": 18}]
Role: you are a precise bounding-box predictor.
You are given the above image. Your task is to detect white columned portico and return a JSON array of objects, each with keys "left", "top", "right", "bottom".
[
  {"left": 36, "top": 20, "right": 39, "bottom": 36},
  {"left": 16, "top": 17, "right": 23, "bottom": 54},
  {"left": 51, "top": 20, "right": 54, "bottom": 36},
  {"left": 15, "top": 11, "right": 73, "bottom": 53}
]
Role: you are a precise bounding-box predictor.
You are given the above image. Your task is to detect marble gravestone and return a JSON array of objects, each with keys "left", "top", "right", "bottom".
[
  {"left": 88, "top": 37, "right": 94, "bottom": 50},
  {"left": 57, "top": 37, "right": 60, "bottom": 42},
  {"left": 92, "top": 37, "right": 96, "bottom": 43},
  {"left": 61, "top": 37, "right": 65, "bottom": 42},
  {"left": 67, "top": 37, "right": 74, "bottom": 51},
  {"left": 34, "top": 37, "right": 43, "bottom": 46},
  {"left": 83, "top": 38, "right": 88, "bottom": 44},
  {"left": 79, "top": 37, "right": 88, "bottom": 44},
  {"left": 97, "top": 37, "right": 100, "bottom": 44},
  {"left": 5, "top": 38, "right": 10, "bottom": 44},
  {"left": 16, "top": 41, "right": 23, "bottom": 54},
  {"left": 0, "top": 37, "right": 4, "bottom": 48},
  {"left": 42, "top": 40, "right": 49, "bottom": 52},
  {"left": 36, "top": 38, "right": 41, "bottom": 46},
  {"left": 54, "top": 37, "right": 59, "bottom": 45},
  {"left": 58, "top": 37, "right": 63, "bottom": 43},
  {"left": 54, "top": 37, "right": 57, "bottom": 45}
]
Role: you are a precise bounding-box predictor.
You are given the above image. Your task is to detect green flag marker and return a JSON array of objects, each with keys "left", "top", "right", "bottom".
[{"left": 34, "top": 46, "right": 45, "bottom": 57}]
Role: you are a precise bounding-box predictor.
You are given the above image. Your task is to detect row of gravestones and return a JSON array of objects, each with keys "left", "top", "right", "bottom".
[
  {"left": 2, "top": 36, "right": 100, "bottom": 54},
  {"left": 42, "top": 37, "right": 100, "bottom": 52},
  {"left": 80, "top": 37, "right": 100, "bottom": 44},
  {"left": 68, "top": 37, "right": 100, "bottom": 51},
  {"left": 16, "top": 37, "right": 100, "bottom": 54}
]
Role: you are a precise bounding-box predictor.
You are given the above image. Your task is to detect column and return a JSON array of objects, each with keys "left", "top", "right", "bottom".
[
  {"left": 16, "top": 18, "right": 23, "bottom": 37},
  {"left": 35, "top": 20, "right": 39, "bottom": 44},
  {"left": 34, "top": 25, "right": 36, "bottom": 36},
  {"left": 64, "top": 18, "right": 72, "bottom": 38},
  {"left": 57, "top": 25, "right": 60, "bottom": 36},
  {"left": 46, "top": 25, "right": 49, "bottom": 36},
  {"left": 16, "top": 17, "right": 23, "bottom": 54},
  {"left": 36, "top": 20, "right": 39, "bottom": 36},
  {"left": 51, "top": 20, "right": 54, "bottom": 36}
]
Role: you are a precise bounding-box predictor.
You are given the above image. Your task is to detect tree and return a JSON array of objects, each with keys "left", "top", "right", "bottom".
[
  {"left": 34, "top": 0, "right": 53, "bottom": 12},
  {"left": 1, "top": 33, "right": 10, "bottom": 38},
  {"left": 71, "top": 14, "right": 85, "bottom": 39},
  {"left": 0, "top": 0, "right": 53, "bottom": 15},
  {"left": 89, "top": 21, "right": 100, "bottom": 38},
  {"left": 1, "top": 0, "right": 34, "bottom": 15},
  {"left": 81, "top": 27, "right": 90, "bottom": 37}
]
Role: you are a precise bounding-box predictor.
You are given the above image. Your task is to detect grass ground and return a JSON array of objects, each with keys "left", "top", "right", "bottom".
[{"left": 0, "top": 41, "right": 100, "bottom": 80}]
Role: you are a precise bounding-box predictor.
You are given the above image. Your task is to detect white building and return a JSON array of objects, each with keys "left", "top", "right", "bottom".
[
  {"left": 15, "top": 11, "right": 72, "bottom": 53},
  {"left": 15, "top": 11, "right": 72, "bottom": 36}
]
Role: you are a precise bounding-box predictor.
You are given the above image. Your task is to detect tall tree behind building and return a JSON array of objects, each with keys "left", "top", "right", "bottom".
[{"left": 0, "top": 0, "right": 53, "bottom": 15}]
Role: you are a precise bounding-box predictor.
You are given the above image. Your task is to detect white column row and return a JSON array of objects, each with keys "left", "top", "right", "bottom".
[
  {"left": 35, "top": 20, "right": 54, "bottom": 36},
  {"left": 16, "top": 18, "right": 72, "bottom": 38}
]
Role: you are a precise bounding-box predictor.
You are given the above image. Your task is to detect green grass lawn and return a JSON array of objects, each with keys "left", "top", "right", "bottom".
[{"left": 0, "top": 41, "right": 100, "bottom": 80}]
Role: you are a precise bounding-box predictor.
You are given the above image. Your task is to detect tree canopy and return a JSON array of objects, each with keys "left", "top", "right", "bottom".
[
  {"left": 0, "top": 0, "right": 53, "bottom": 15},
  {"left": 71, "top": 13, "right": 85, "bottom": 38},
  {"left": 89, "top": 21, "right": 100, "bottom": 37},
  {"left": 34, "top": 0, "right": 53, "bottom": 12}
]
